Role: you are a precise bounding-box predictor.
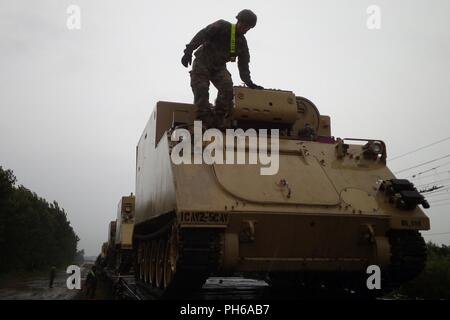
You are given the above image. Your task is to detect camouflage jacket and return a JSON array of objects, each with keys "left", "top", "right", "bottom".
[{"left": 186, "top": 19, "right": 252, "bottom": 84}]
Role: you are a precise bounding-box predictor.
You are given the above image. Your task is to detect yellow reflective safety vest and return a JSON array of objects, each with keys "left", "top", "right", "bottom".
[{"left": 230, "top": 24, "right": 236, "bottom": 62}]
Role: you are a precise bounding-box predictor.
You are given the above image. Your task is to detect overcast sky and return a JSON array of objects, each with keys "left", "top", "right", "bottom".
[{"left": 1, "top": 0, "right": 449, "bottom": 256}]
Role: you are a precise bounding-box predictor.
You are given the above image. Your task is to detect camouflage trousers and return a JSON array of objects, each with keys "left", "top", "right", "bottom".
[{"left": 190, "top": 58, "right": 233, "bottom": 125}]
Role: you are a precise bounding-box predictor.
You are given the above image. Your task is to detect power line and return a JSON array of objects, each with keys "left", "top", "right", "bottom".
[
  {"left": 426, "top": 191, "right": 450, "bottom": 198},
  {"left": 409, "top": 170, "right": 450, "bottom": 180},
  {"left": 426, "top": 193, "right": 450, "bottom": 200},
  {"left": 415, "top": 177, "right": 450, "bottom": 188},
  {"left": 394, "top": 154, "right": 450, "bottom": 174},
  {"left": 421, "top": 186, "right": 450, "bottom": 194},
  {"left": 422, "top": 231, "right": 450, "bottom": 236},
  {"left": 430, "top": 197, "right": 450, "bottom": 204},
  {"left": 420, "top": 185, "right": 446, "bottom": 193},
  {"left": 430, "top": 202, "right": 450, "bottom": 208},
  {"left": 405, "top": 162, "right": 450, "bottom": 178},
  {"left": 389, "top": 136, "right": 450, "bottom": 161}
]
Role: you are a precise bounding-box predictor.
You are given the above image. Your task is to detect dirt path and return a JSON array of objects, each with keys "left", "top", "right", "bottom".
[
  {"left": 0, "top": 264, "right": 93, "bottom": 300},
  {"left": 0, "top": 271, "right": 80, "bottom": 300}
]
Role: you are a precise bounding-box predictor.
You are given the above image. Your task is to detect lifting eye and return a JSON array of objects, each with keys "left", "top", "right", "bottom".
[
  {"left": 370, "top": 142, "right": 383, "bottom": 154},
  {"left": 363, "top": 141, "right": 384, "bottom": 159}
]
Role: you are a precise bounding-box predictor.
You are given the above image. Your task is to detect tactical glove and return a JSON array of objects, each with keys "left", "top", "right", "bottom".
[
  {"left": 181, "top": 53, "right": 192, "bottom": 67},
  {"left": 181, "top": 46, "right": 193, "bottom": 68}
]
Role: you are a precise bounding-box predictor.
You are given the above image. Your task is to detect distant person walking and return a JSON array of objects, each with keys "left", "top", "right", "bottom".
[
  {"left": 48, "top": 266, "right": 56, "bottom": 288},
  {"left": 85, "top": 266, "right": 98, "bottom": 299}
]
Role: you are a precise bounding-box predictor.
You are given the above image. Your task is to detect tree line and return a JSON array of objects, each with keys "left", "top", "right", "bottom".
[{"left": 0, "top": 165, "right": 80, "bottom": 272}]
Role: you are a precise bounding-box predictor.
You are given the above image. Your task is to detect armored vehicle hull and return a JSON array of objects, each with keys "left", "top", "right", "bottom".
[
  {"left": 133, "top": 87, "right": 430, "bottom": 295},
  {"left": 114, "top": 194, "right": 135, "bottom": 273}
]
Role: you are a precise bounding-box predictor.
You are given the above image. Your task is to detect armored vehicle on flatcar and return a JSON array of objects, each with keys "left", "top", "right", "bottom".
[
  {"left": 133, "top": 86, "right": 430, "bottom": 295},
  {"left": 114, "top": 194, "right": 135, "bottom": 273}
]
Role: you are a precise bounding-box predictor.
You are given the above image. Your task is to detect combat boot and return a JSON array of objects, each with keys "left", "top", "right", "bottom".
[
  {"left": 212, "top": 102, "right": 232, "bottom": 130},
  {"left": 211, "top": 113, "right": 230, "bottom": 131},
  {"left": 196, "top": 104, "right": 214, "bottom": 129}
]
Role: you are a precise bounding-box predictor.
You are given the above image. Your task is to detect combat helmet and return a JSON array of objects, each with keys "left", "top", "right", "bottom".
[{"left": 236, "top": 9, "right": 257, "bottom": 27}]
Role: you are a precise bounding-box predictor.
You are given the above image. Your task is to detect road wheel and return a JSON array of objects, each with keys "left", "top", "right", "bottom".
[
  {"left": 138, "top": 242, "right": 145, "bottom": 281},
  {"left": 155, "top": 240, "right": 165, "bottom": 288},
  {"left": 164, "top": 226, "right": 178, "bottom": 288},
  {"left": 150, "top": 240, "right": 157, "bottom": 287},
  {"left": 143, "top": 242, "right": 150, "bottom": 284}
]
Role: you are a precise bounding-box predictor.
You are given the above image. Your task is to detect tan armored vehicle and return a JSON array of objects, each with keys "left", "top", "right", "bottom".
[
  {"left": 133, "top": 87, "right": 430, "bottom": 295},
  {"left": 114, "top": 194, "right": 135, "bottom": 273}
]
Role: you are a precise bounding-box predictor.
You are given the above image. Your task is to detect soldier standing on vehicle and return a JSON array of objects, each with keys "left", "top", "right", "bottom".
[{"left": 181, "top": 9, "right": 264, "bottom": 128}]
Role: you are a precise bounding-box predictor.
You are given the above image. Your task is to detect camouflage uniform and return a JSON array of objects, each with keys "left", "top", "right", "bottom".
[{"left": 184, "top": 20, "right": 253, "bottom": 123}]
